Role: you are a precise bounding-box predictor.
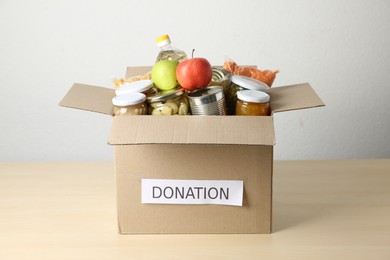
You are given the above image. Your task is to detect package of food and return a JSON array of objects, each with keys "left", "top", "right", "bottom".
[
  {"left": 223, "top": 57, "right": 279, "bottom": 87},
  {"left": 111, "top": 72, "right": 152, "bottom": 89}
]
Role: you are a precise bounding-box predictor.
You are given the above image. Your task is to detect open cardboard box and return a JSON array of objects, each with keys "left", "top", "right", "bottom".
[{"left": 60, "top": 66, "right": 324, "bottom": 234}]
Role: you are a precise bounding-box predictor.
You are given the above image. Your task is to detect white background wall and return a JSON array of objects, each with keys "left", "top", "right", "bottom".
[{"left": 0, "top": 0, "right": 389, "bottom": 162}]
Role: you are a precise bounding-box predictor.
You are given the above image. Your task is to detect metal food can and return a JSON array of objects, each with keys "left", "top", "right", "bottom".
[
  {"left": 187, "top": 86, "right": 226, "bottom": 116},
  {"left": 211, "top": 67, "right": 232, "bottom": 93},
  {"left": 212, "top": 67, "right": 231, "bottom": 81}
]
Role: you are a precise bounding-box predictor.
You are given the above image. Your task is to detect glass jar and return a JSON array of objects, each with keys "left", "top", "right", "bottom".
[
  {"left": 146, "top": 87, "right": 189, "bottom": 115},
  {"left": 115, "top": 79, "right": 157, "bottom": 97},
  {"left": 226, "top": 75, "right": 270, "bottom": 115},
  {"left": 235, "top": 90, "right": 270, "bottom": 116},
  {"left": 112, "top": 93, "right": 147, "bottom": 116}
]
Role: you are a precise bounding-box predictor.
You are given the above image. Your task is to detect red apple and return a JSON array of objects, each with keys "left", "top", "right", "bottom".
[{"left": 176, "top": 56, "right": 213, "bottom": 91}]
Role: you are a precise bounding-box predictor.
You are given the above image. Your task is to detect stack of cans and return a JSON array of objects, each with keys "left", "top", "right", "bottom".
[{"left": 187, "top": 86, "right": 226, "bottom": 116}]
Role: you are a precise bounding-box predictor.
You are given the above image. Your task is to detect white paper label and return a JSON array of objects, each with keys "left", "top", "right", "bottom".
[{"left": 141, "top": 179, "right": 244, "bottom": 206}]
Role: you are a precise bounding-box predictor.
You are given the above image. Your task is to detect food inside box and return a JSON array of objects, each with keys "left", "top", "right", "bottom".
[{"left": 111, "top": 34, "right": 279, "bottom": 117}]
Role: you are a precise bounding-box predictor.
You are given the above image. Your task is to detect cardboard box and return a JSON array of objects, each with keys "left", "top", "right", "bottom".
[{"left": 60, "top": 66, "right": 324, "bottom": 234}]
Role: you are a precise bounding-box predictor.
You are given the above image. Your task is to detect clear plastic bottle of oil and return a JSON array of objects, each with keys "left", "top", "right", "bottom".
[{"left": 155, "top": 34, "right": 187, "bottom": 62}]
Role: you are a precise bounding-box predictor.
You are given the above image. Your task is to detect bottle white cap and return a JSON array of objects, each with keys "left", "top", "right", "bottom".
[
  {"left": 115, "top": 80, "right": 153, "bottom": 95},
  {"left": 237, "top": 90, "right": 270, "bottom": 103},
  {"left": 231, "top": 75, "right": 270, "bottom": 92},
  {"left": 156, "top": 35, "right": 171, "bottom": 48},
  {"left": 112, "top": 93, "right": 146, "bottom": 107},
  {"left": 157, "top": 38, "right": 171, "bottom": 47}
]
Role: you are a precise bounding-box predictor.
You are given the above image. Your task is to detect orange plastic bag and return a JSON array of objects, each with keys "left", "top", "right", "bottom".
[{"left": 224, "top": 58, "right": 279, "bottom": 87}]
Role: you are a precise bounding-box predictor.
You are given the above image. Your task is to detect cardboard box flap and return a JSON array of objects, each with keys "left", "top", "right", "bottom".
[
  {"left": 268, "top": 83, "right": 325, "bottom": 113},
  {"left": 59, "top": 83, "right": 115, "bottom": 115},
  {"left": 109, "top": 116, "right": 275, "bottom": 146}
]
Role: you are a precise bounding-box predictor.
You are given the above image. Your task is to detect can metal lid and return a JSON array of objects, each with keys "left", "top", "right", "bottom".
[
  {"left": 231, "top": 75, "right": 270, "bottom": 92},
  {"left": 115, "top": 80, "right": 153, "bottom": 95},
  {"left": 212, "top": 67, "right": 231, "bottom": 81},
  {"left": 146, "top": 87, "right": 184, "bottom": 102},
  {"left": 237, "top": 90, "right": 270, "bottom": 103},
  {"left": 188, "top": 86, "right": 223, "bottom": 97},
  {"left": 188, "top": 86, "right": 224, "bottom": 105},
  {"left": 112, "top": 93, "right": 146, "bottom": 107}
]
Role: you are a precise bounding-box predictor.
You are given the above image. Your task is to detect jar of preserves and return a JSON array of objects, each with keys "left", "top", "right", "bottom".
[
  {"left": 147, "top": 87, "right": 189, "bottom": 115},
  {"left": 226, "top": 75, "right": 269, "bottom": 115},
  {"left": 115, "top": 79, "right": 157, "bottom": 97},
  {"left": 112, "top": 93, "right": 147, "bottom": 116},
  {"left": 235, "top": 90, "right": 270, "bottom": 116}
]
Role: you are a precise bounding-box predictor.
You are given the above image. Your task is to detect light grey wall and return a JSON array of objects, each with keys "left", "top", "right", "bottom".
[{"left": 1, "top": 0, "right": 389, "bottom": 162}]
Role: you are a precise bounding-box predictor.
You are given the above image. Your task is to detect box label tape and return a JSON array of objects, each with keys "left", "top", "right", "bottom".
[{"left": 141, "top": 179, "right": 244, "bottom": 206}]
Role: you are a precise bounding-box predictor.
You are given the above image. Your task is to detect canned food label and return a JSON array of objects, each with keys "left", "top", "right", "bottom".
[{"left": 141, "top": 179, "right": 244, "bottom": 206}]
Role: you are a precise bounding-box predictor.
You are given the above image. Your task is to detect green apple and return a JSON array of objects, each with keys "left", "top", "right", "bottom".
[{"left": 152, "top": 60, "right": 179, "bottom": 91}]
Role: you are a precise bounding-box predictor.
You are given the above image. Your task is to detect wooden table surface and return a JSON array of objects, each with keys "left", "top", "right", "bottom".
[{"left": 0, "top": 160, "right": 389, "bottom": 259}]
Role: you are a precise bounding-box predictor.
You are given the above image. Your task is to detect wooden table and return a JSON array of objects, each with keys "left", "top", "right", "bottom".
[{"left": 1, "top": 160, "right": 389, "bottom": 259}]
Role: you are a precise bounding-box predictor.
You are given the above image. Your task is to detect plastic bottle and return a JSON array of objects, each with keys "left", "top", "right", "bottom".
[{"left": 155, "top": 34, "right": 187, "bottom": 62}]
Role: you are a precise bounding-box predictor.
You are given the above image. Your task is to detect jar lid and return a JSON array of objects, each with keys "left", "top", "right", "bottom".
[
  {"left": 231, "top": 75, "right": 270, "bottom": 92},
  {"left": 115, "top": 80, "right": 153, "bottom": 95},
  {"left": 237, "top": 90, "right": 270, "bottom": 103},
  {"left": 112, "top": 93, "right": 146, "bottom": 107},
  {"left": 147, "top": 87, "right": 184, "bottom": 103}
]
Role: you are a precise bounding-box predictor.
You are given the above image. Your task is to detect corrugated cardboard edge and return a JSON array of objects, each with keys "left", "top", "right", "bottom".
[{"left": 108, "top": 115, "right": 276, "bottom": 146}]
